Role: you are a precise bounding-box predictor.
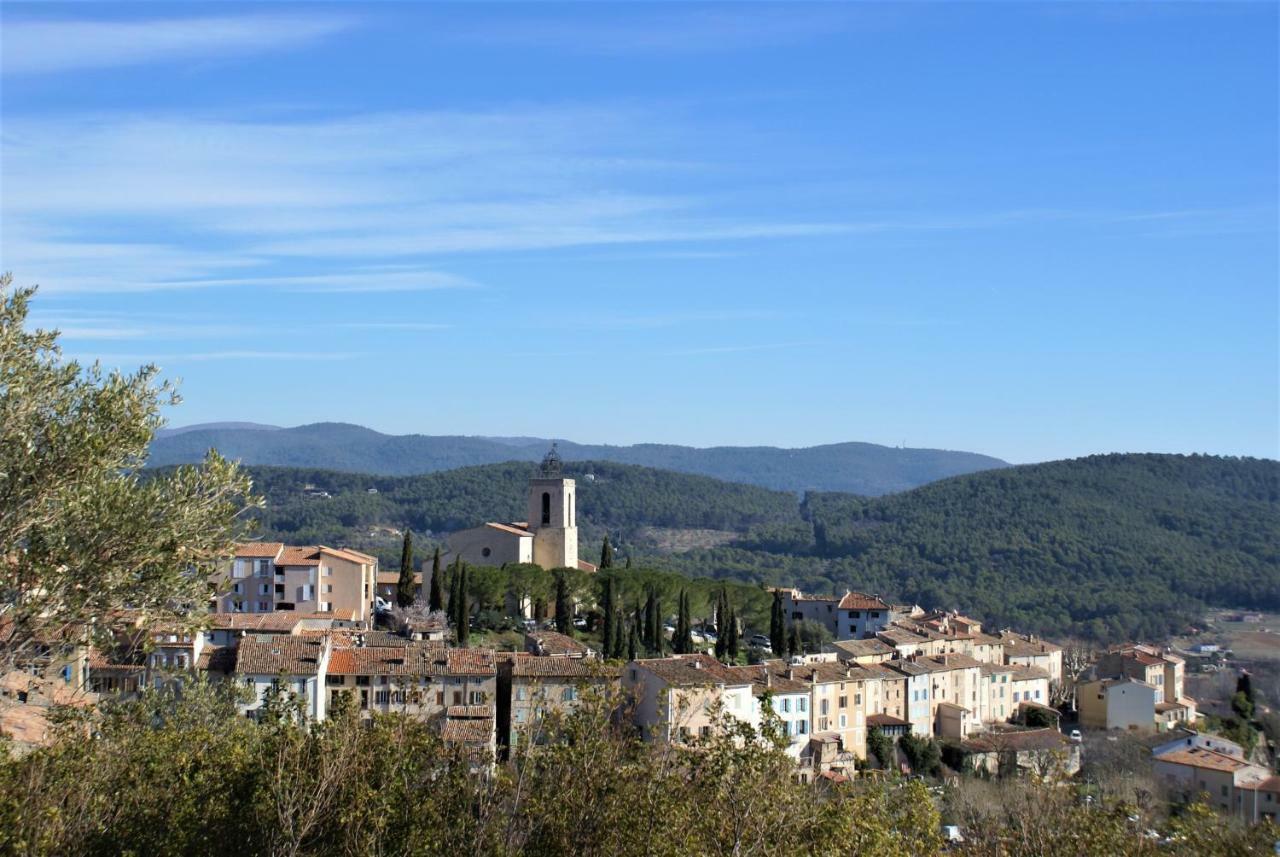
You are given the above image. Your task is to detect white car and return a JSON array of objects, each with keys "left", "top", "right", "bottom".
[
  {"left": 374, "top": 596, "right": 393, "bottom": 614},
  {"left": 1069, "top": 729, "right": 1082, "bottom": 743}
]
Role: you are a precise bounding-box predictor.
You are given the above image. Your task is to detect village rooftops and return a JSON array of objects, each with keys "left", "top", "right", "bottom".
[
  {"left": 877, "top": 627, "right": 930, "bottom": 646},
  {"left": 442, "top": 718, "right": 494, "bottom": 745},
  {"left": 1007, "top": 664, "right": 1052, "bottom": 681},
  {"left": 831, "top": 638, "right": 897, "bottom": 660},
  {"left": 235, "top": 636, "right": 326, "bottom": 674},
  {"left": 275, "top": 545, "right": 378, "bottom": 566},
  {"left": 447, "top": 704, "right": 493, "bottom": 719},
  {"left": 788, "top": 590, "right": 890, "bottom": 611},
  {"left": 509, "top": 654, "right": 619, "bottom": 679},
  {"left": 1155, "top": 746, "right": 1259, "bottom": 774},
  {"left": 632, "top": 654, "right": 751, "bottom": 688},
  {"left": 962, "top": 728, "right": 1069, "bottom": 753},
  {"left": 998, "top": 631, "right": 1063, "bottom": 656},
  {"left": 524, "top": 630, "right": 592, "bottom": 658},
  {"left": 723, "top": 664, "right": 810, "bottom": 695},
  {"left": 867, "top": 712, "right": 911, "bottom": 728},
  {"left": 233, "top": 542, "right": 286, "bottom": 558},
  {"left": 916, "top": 653, "right": 985, "bottom": 671}
]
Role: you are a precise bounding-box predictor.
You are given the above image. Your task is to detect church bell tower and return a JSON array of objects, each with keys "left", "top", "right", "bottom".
[{"left": 527, "top": 444, "right": 578, "bottom": 570}]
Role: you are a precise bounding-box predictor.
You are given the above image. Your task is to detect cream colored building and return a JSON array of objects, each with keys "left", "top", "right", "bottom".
[
  {"left": 215, "top": 543, "right": 378, "bottom": 626},
  {"left": 1077, "top": 677, "right": 1157, "bottom": 731},
  {"left": 444, "top": 446, "right": 596, "bottom": 573},
  {"left": 623, "top": 654, "right": 758, "bottom": 743}
]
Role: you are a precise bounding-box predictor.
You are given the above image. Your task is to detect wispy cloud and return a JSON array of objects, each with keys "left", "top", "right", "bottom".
[
  {"left": 1, "top": 14, "right": 355, "bottom": 75},
  {"left": 83, "top": 350, "right": 363, "bottom": 364}
]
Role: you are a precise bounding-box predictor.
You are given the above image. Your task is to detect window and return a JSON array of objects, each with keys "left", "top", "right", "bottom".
[
  {"left": 256, "top": 560, "right": 270, "bottom": 577},
  {"left": 838, "top": 695, "right": 847, "bottom": 709},
  {"left": 322, "top": 565, "right": 333, "bottom": 577},
  {"left": 850, "top": 610, "right": 861, "bottom": 619},
  {"left": 259, "top": 583, "right": 270, "bottom": 595},
  {"left": 232, "top": 583, "right": 242, "bottom": 594},
  {"left": 355, "top": 676, "right": 370, "bottom": 686},
  {"left": 319, "top": 602, "right": 332, "bottom": 612},
  {"left": 257, "top": 601, "right": 270, "bottom": 612},
  {"left": 453, "top": 691, "right": 462, "bottom": 706},
  {"left": 516, "top": 687, "right": 527, "bottom": 701},
  {"left": 820, "top": 699, "right": 829, "bottom": 715},
  {"left": 798, "top": 698, "right": 806, "bottom": 712},
  {"left": 699, "top": 726, "right": 711, "bottom": 738},
  {"left": 326, "top": 675, "right": 343, "bottom": 686},
  {"left": 1013, "top": 692, "right": 1020, "bottom": 702},
  {"left": 797, "top": 721, "right": 807, "bottom": 735},
  {"left": 541, "top": 492, "right": 551, "bottom": 525},
  {"left": 482, "top": 547, "right": 491, "bottom": 558},
  {"left": 562, "top": 687, "right": 577, "bottom": 702},
  {"left": 470, "top": 691, "right": 485, "bottom": 705},
  {"left": 839, "top": 714, "right": 847, "bottom": 728},
  {"left": 781, "top": 698, "right": 790, "bottom": 713},
  {"left": 855, "top": 693, "right": 862, "bottom": 705},
  {"left": 324, "top": 584, "right": 333, "bottom": 594},
  {"left": 871, "top": 611, "right": 881, "bottom": 618}
]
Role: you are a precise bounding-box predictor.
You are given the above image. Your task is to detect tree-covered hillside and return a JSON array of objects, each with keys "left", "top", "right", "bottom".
[
  {"left": 661, "top": 454, "right": 1279, "bottom": 641},
  {"left": 147, "top": 422, "right": 1007, "bottom": 494},
  {"left": 238, "top": 461, "right": 801, "bottom": 557}
]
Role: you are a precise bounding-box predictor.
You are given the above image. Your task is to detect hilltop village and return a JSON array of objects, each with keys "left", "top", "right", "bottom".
[{"left": 2, "top": 451, "right": 1276, "bottom": 829}]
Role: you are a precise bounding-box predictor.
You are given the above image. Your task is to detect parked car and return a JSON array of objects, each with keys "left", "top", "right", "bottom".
[
  {"left": 1069, "top": 729, "right": 1082, "bottom": 743},
  {"left": 749, "top": 634, "right": 772, "bottom": 649},
  {"left": 521, "top": 619, "right": 538, "bottom": 631},
  {"left": 374, "top": 596, "right": 393, "bottom": 614}
]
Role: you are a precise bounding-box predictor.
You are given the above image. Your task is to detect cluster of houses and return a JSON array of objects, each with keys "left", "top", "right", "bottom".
[{"left": 1, "top": 455, "right": 1272, "bottom": 822}]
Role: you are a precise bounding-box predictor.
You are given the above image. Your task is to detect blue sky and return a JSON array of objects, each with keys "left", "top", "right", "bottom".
[{"left": 2, "top": 2, "right": 1276, "bottom": 463}]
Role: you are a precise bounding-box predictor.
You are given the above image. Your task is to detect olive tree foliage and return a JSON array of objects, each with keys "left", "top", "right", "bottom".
[{"left": 0, "top": 275, "right": 258, "bottom": 669}]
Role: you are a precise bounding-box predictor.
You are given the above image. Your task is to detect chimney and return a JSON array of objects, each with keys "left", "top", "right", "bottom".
[
  {"left": 786, "top": 668, "right": 794, "bottom": 681},
  {"left": 691, "top": 660, "right": 704, "bottom": 670}
]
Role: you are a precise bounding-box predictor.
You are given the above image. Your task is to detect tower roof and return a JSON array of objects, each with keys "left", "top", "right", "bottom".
[{"left": 538, "top": 442, "right": 563, "bottom": 477}]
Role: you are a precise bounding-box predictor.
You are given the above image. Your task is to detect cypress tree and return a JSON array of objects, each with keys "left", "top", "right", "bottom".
[
  {"left": 650, "top": 593, "right": 664, "bottom": 655},
  {"left": 600, "top": 536, "right": 614, "bottom": 569},
  {"left": 686, "top": 593, "right": 696, "bottom": 654},
  {"left": 447, "top": 558, "right": 459, "bottom": 617},
  {"left": 397, "top": 529, "right": 416, "bottom": 608},
  {"left": 428, "top": 547, "right": 444, "bottom": 612},
  {"left": 455, "top": 564, "right": 470, "bottom": 647},
  {"left": 554, "top": 572, "right": 572, "bottom": 635},
  {"left": 714, "top": 590, "right": 729, "bottom": 661},
  {"left": 642, "top": 589, "right": 656, "bottom": 649},
  {"left": 612, "top": 609, "right": 626, "bottom": 659},
  {"left": 601, "top": 577, "right": 616, "bottom": 658},
  {"left": 627, "top": 620, "right": 640, "bottom": 662},
  {"left": 726, "top": 606, "right": 739, "bottom": 662},
  {"left": 788, "top": 623, "right": 801, "bottom": 658},
  {"left": 770, "top": 590, "right": 786, "bottom": 654}
]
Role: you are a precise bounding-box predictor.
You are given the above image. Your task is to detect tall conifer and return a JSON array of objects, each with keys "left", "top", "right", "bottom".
[
  {"left": 396, "top": 529, "right": 416, "bottom": 608},
  {"left": 428, "top": 547, "right": 444, "bottom": 612}
]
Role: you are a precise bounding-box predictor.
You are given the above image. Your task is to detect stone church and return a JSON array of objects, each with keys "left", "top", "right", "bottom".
[{"left": 443, "top": 445, "right": 597, "bottom": 572}]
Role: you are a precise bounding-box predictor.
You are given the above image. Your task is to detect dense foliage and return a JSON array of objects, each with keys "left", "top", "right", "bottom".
[
  {"left": 664, "top": 454, "right": 1280, "bottom": 641},
  {"left": 226, "top": 460, "right": 801, "bottom": 562},
  {"left": 148, "top": 421, "right": 1007, "bottom": 494},
  {"left": 3, "top": 683, "right": 1273, "bottom": 857},
  {"left": 0, "top": 683, "right": 945, "bottom": 857}
]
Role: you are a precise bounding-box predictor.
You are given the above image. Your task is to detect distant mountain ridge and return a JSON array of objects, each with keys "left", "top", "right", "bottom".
[{"left": 147, "top": 421, "right": 1007, "bottom": 495}]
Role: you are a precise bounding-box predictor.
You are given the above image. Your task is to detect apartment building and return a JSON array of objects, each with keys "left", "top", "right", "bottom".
[
  {"left": 500, "top": 653, "right": 619, "bottom": 748},
  {"left": 1088, "top": 644, "right": 1197, "bottom": 729},
  {"left": 215, "top": 543, "right": 379, "bottom": 626},
  {"left": 998, "top": 631, "right": 1063, "bottom": 683},
  {"left": 1077, "top": 677, "right": 1158, "bottom": 731},
  {"left": 234, "top": 635, "right": 331, "bottom": 722},
  {"left": 1153, "top": 746, "right": 1274, "bottom": 819},
  {"left": 723, "top": 663, "right": 812, "bottom": 758},
  {"left": 623, "top": 654, "right": 758, "bottom": 743},
  {"left": 781, "top": 589, "right": 898, "bottom": 639}
]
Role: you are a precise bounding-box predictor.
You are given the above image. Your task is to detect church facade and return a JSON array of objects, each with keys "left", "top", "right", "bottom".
[{"left": 444, "top": 446, "right": 596, "bottom": 573}]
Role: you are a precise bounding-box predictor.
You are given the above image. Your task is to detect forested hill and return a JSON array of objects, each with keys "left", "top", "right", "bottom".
[
  {"left": 669, "top": 454, "right": 1280, "bottom": 641},
  {"left": 146, "top": 422, "right": 1006, "bottom": 495},
  {"left": 234, "top": 461, "right": 802, "bottom": 555}
]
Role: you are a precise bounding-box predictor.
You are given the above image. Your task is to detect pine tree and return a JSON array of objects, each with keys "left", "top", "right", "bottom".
[
  {"left": 1237, "top": 671, "right": 1255, "bottom": 704},
  {"left": 454, "top": 564, "right": 470, "bottom": 647},
  {"left": 788, "top": 623, "right": 801, "bottom": 658},
  {"left": 554, "top": 572, "right": 572, "bottom": 635},
  {"left": 397, "top": 529, "right": 416, "bottom": 608},
  {"left": 770, "top": 590, "right": 786, "bottom": 654},
  {"left": 599, "top": 536, "right": 614, "bottom": 569}
]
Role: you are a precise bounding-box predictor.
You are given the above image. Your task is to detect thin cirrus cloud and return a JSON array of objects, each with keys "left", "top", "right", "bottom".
[
  {"left": 0, "top": 14, "right": 356, "bottom": 75},
  {"left": 1, "top": 107, "right": 857, "bottom": 294}
]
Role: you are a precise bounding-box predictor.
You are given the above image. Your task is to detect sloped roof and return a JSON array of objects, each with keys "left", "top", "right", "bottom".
[
  {"left": 442, "top": 718, "right": 493, "bottom": 745},
  {"left": 1155, "top": 746, "right": 1257, "bottom": 773},
  {"left": 510, "top": 654, "right": 619, "bottom": 679},
  {"left": 838, "top": 591, "right": 890, "bottom": 611},
  {"left": 525, "top": 631, "right": 591, "bottom": 658},
  {"left": 235, "top": 637, "right": 324, "bottom": 675},
  {"left": 632, "top": 654, "right": 749, "bottom": 688},
  {"left": 234, "top": 543, "right": 285, "bottom": 558},
  {"left": 832, "top": 638, "right": 896, "bottom": 659}
]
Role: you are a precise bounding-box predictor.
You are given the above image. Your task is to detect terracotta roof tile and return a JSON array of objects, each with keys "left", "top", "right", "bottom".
[
  {"left": 442, "top": 718, "right": 493, "bottom": 745},
  {"left": 235, "top": 637, "right": 325, "bottom": 675},
  {"left": 510, "top": 654, "right": 620, "bottom": 679},
  {"left": 525, "top": 631, "right": 591, "bottom": 658},
  {"left": 632, "top": 654, "right": 750, "bottom": 688},
  {"left": 1156, "top": 747, "right": 1257, "bottom": 773},
  {"left": 234, "top": 543, "right": 285, "bottom": 558}
]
